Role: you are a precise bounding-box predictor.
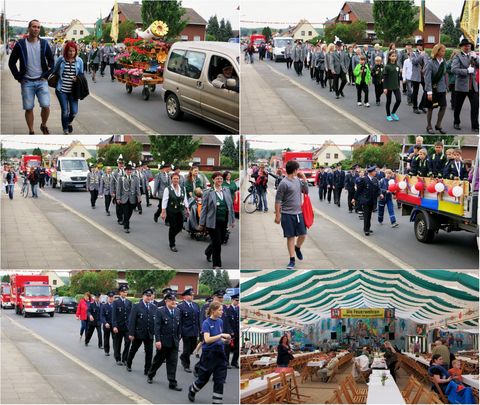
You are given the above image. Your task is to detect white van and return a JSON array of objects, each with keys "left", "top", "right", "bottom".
[
  {"left": 162, "top": 41, "right": 239, "bottom": 133},
  {"left": 273, "top": 37, "right": 293, "bottom": 62},
  {"left": 52, "top": 157, "right": 89, "bottom": 191}
]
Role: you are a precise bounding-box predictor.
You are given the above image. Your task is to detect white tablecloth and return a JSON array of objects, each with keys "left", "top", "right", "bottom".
[
  {"left": 253, "top": 357, "right": 276, "bottom": 366},
  {"left": 371, "top": 357, "right": 387, "bottom": 369},
  {"left": 240, "top": 371, "right": 301, "bottom": 399},
  {"left": 307, "top": 360, "right": 326, "bottom": 368},
  {"left": 402, "top": 352, "right": 430, "bottom": 366},
  {"left": 456, "top": 356, "right": 479, "bottom": 365},
  {"left": 367, "top": 370, "right": 406, "bottom": 404},
  {"left": 462, "top": 374, "right": 479, "bottom": 389}
]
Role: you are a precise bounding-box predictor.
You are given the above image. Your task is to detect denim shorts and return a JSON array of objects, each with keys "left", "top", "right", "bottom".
[
  {"left": 21, "top": 79, "right": 50, "bottom": 110},
  {"left": 281, "top": 213, "right": 307, "bottom": 238}
]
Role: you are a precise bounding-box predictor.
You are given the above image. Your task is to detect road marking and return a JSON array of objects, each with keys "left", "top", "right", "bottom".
[
  {"left": 89, "top": 92, "right": 158, "bottom": 134},
  {"left": 4, "top": 316, "right": 151, "bottom": 404},
  {"left": 264, "top": 64, "right": 381, "bottom": 134},
  {"left": 41, "top": 191, "right": 172, "bottom": 269}
]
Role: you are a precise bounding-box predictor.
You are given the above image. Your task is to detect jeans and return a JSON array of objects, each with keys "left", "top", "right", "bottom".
[
  {"left": 21, "top": 79, "right": 50, "bottom": 110},
  {"left": 6, "top": 184, "right": 14, "bottom": 199},
  {"left": 31, "top": 183, "right": 38, "bottom": 198},
  {"left": 55, "top": 90, "right": 78, "bottom": 131},
  {"left": 378, "top": 198, "right": 396, "bottom": 224},
  {"left": 80, "top": 319, "right": 88, "bottom": 336},
  {"left": 257, "top": 189, "right": 268, "bottom": 211}
]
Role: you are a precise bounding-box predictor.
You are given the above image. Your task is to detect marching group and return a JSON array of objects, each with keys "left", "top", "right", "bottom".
[
  {"left": 75, "top": 286, "right": 239, "bottom": 403},
  {"left": 271, "top": 36, "right": 478, "bottom": 131}
]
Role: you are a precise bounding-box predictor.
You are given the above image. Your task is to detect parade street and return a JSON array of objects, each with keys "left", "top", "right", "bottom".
[
  {"left": 1, "top": 56, "right": 226, "bottom": 135},
  {"left": 1, "top": 186, "right": 239, "bottom": 270},
  {"left": 241, "top": 177, "right": 478, "bottom": 270},
  {"left": 241, "top": 56, "right": 475, "bottom": 135},
  {"left": 1, "top": 309, "right": 239, "bottom": 404}
]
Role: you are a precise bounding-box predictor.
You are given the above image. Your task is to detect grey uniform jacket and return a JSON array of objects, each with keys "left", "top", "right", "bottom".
[
  {"left": 325, "top": 52, "right": 335, "bottom": 73},
  {"left": 199, "top": 187, "right": 235, "bottom": 229},
  {"left": 87, "top": 172, "right": 101, "bottom": 191},
  {"left": 315, "top": 51, "right": 326, "bottom": 69},
  {"left": 111, "top": 168, "right": 124, "bottom": 196},
  {"left": 116, "top": 174, "right": 141, "bottom": 204},
  {"left": 292, "top": 46, "right": 305, "bottom": 62},
  {"left": 99, "top": 173, "right": 115, "bottom": 195},
  {"left": 103, "top": 45, "right": 117, "bottom": 64},
  {"left": 410, "top": 50, "right": 429, "bottom": 82},
  {"left": 284, "top": 45, "right": 292, "bottom": 58},
  {"left": 424, "top": 59, "right": 448, "bottom": 93},
  {"left": 451, "top": 52, "right": 479, "bottom": 92},
  {"left": 154, "top": 172, "right": 171, "bottom": 198},
  {"left": 332, "top": 50, "right": 349, "bottom": 74},
  {"left": 370, "top": 50, "right": 383, "bottom": 68}
]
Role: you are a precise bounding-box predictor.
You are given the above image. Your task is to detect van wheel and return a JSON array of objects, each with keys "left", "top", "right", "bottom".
[
  {"left": 414, "top": 212, "right": 435, "bottom": 243},
  {"left": 22, "top": 309, "right": 29, "bottom": 318},
  {"left": 60, "top": 181, "right": 65, "bottom": 192},
  {"left": 166, "top": 94, "right": 184, "bottom": 120}
]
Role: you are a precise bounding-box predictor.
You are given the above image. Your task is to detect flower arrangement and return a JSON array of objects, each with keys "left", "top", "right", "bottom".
[
  {"left": 254, "top": 370, "right": 265, "bottom": 380},
  {"left": 114, "top": 68, "right": 127, "bottom": 76},
  {"left": 381, "top": 372, "right": 389, "bottom": 386}
]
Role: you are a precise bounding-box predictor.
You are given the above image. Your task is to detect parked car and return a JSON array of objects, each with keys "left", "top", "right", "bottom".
[{"left": 54, "top": 297, "right": 78, "bottom": 313}]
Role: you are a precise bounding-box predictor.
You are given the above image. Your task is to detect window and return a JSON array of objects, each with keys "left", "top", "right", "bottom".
[
  {"left": 326, "top": 153, "right": 331, "bottom": 159},
  {"left": 170, "top": 285, "right": 178, "bottom": 291},
  {"left": 308, "top": 31, "right": 312, "bottom": 36},
  {"left": 81, "top": 153, "right": 85, "bottom": 157},
  {"left": 73, "top": 152, "right": 77, "bottom": 157},
  {"left": 193, "top": 36, "right": 201, "bottom": 41},
  {"left": 343, "top": 13, "right": 350, "bottom": 21},
  {"left": 301, "top": 30, "right": 305, "bottom": 36},
  {"left": 193, "top": 157, "right": 201, "bottom": 163},
  {"left": 427, "top": 35, "right": 435, "bottom": 43},
  {"left": 181, "top": 35, "right": 188, "bottom": 41},
  {"left": 166, "top": 49, "right": 205, "bottom": 79},
  {"left": 80, "top": 30, "right": 84, "bottom": 35},
  {"left": 208, "top": 55, "right": 238, "bottom": 92},
  {"left": 185, "top": 285, "right": 193, "bottom": 292},
  {"left": 73, "top": 29, "right": 77, "bottom": 35},
  {"left": 207, "top": 158, "right": 215, "bottom": 165},
  {"left": 334, "top": 153, "right": 338, "bottom": 159},
  {"left": 53, "top": 280, "right": 57, "bottom": 285},
  {"left": 414, "top": 35, "right": 423, "bottom": 43}
]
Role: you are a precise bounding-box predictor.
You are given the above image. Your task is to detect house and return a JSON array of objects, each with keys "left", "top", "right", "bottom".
[
  {"left": 351, "top": 135, "right": 392, "bottom": 150},
  {"left": 284, "top": 19, "right": 319, "bottom": 42},
  {"left": 328, "top": 1, "right": 442, "bottom": 47},
  {"left": 313, "top": 140, "right": 346, "bottom": 167},
  {"left": 97, "top": 135, "right": 223, "bottom": 170},
  {"left": 39, "top": 271, "right": 66, "bottom": 289},
  {"left": 457, "top": 135, "right": 478, "bottom": 162},
  {"left": 52, "top": 19, "right": 90, "bottom": 42},
  {"left": 52, "top": 141, "right": 92, "bottom": 159},
  {"left": 105, "top": 1, "right": 207, "bottom": 41}
]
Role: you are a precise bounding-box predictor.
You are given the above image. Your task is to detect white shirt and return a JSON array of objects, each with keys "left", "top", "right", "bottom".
[
  {"left": 402, "top": 58, "right": 412, "bottom": 81},
  {"left": 162, "top": 184, "right": 188, "bottom": 210}
]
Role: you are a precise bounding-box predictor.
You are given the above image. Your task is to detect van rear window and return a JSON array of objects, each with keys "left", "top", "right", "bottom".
[{"left": 167, "top": 49, "right": 205, "bottom": 80}]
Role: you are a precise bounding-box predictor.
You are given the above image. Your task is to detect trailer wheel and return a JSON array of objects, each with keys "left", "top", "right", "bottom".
[
  {"left": 414, "top": 212, "right": 435, "bottom": 243},
  {"left": 142, "top": 87, "right": 150, "bottom": 101}
]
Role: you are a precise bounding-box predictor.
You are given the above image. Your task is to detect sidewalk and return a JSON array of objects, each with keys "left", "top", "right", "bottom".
[
  {"left": 1, "top": 54, "right": 147, "bottom": 134},
  {"left": 241, "top": 180, "right": 335, "bottom": 269},
  {"left": 241, "top": 63, "right": 310, "bottom": 134}
]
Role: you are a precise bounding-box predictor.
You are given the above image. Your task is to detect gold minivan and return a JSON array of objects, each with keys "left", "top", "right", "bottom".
[{"left": 162, "top": 41, "right": 239, "bottom": 133}]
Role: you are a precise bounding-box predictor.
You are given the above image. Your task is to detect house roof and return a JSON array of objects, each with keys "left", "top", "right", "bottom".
[
  {"left": 285, "top": 19, "right": 318, "bottom": 37},
  {"left": 457, "top": 135, "right": 480, "bottom": 147},
  {"left": 111, "top": 3, "right": 206, "bottom": 26},
  {"left": 314, "top": 141, "right": 342, "bottom": 156},
  {"left": 340, "top": 1, "right": 442, "bottom": 25},
  {"left": 192, "top": 135, "right": 223, "bottom": 147},
  {"left": 52, "top": 19, "right": 89, "bottom": 37}
]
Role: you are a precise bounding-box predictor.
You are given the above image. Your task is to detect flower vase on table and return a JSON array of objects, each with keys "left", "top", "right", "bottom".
[{"left": 381, "top": 372, "right": 389, "bottom": 386}]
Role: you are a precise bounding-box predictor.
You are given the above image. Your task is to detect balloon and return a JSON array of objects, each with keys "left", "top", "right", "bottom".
[
  {"left": 388, "top": 179, "right": 395, "bottom": 185},
  {"left": 448, "top": 187, "right": 455, "bottom": 197},
  {"left": 388, "top": 183, "right": 398, "bottom": 193},
  {"left": 452, "top": 186, "right": 464, "bottom": 197},
  {"left": 427, "top": 182, "right": 437, "bottom": 193},
  {"left": 435, "top": 182, "right": 445, "bottom": 193},
  {"left": 398, "top": 180, "right": 407, "bottom": 190},
  {"left": 415, "top": 182, "right": 424, "bottom": 191},
  {"left": 410, "top": 185, "right": 419, "bottom": 195}
]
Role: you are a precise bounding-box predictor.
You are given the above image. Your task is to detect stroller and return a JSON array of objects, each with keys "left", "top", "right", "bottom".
[{"left": 185, "top": 194, "right": 208, "bottom": 241}]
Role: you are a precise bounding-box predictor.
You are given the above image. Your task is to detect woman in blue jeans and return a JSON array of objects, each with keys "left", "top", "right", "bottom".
[
  {"left": 255, "top": 166, "right": 268, "bottom": 212},
  {"left": 53, "top": 41, "right": 83, "bottom": 134}
]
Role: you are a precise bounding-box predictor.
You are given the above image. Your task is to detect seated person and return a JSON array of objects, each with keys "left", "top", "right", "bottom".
[
  {"left": 212, "top": 61, "right": 238, "bottom": 91},
  {"left": 352, "top": 350, "right": 371, "bottom": 381},
  {"left": 448, "top": 359, "right": 465, "bottom": 390},
  {"left": 318, "top": 352, "right": 339, "bottom": 381},
  {"left": 429, "top": 354, "right": 452, "bottom": 394}
]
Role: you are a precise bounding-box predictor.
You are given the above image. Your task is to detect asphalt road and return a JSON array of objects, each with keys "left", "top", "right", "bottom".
[
  {"left": 38, "top": 185, "right": 239, "bottom": 270},
  {"left": 1, "top": 309, "right": 239, "bottom": 404},
  {"left": 246, "top": 56, "right": 476, "bottom": 135}
]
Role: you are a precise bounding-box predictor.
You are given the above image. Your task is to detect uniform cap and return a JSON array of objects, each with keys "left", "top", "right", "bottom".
[
  {"left": 231, "top": 293, "right": 239, "bottom": 300},
  {"left": 213, "top": 289, "right": 226, "bottom": 297},
  {"left": 367, "top": 165, "right": 377, "bottom": 173},
  {"left": 164, "top": 292, "right": 176, "bottom": 301},
  {"left": 118, "top": 285, "right": 129, "bottom": 292},
  {"left": 125, "top": 164, "right": 133, "bottom": 170},
  {"left": 143, "top": 288, "right": 154, "bottom": 296},
  {"left": 181, "top": 288, "right": 194, "bottom": 296},
  {"left": 107, "top": 291, "right": 115, "bottom": 297},
  {"left": 162, "top": 287, "right": 174, "bottom": 294}
]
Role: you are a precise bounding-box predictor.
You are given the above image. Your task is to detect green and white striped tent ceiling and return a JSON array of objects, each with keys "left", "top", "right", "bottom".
[
  {"left": 241, "top": 270, "right": 479, "bottom": 325},
  {"left": 242, "top": 319, "right": 295, "bottom": 332}
]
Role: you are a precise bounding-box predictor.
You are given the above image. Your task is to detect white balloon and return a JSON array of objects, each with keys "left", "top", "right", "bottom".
[
  {"left": 434, "top": 182, "right": 445, "bottom": 193},
  {"left": 398, "top": 181, "right": 407, "bottom": 190},
  {"left": 452, "top": 186, "right": 463, "bottom": 197},
  {"left": 388, "top": 179, "right": 395, "bottom": 185},
  {"left": 410, "top": 185, "right": 419, "bottom": 195}
]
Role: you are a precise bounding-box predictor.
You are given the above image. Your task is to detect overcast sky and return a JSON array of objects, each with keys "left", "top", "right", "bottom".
[
  {"left": 240, "top": 0, "right": 463, "bottom": 28},
  {"left": 4, "top": 0, "right": 239, "bottom": 29},
  {"left": 1, "top": 135, "right": 231, "bottom": 149},
  {"left": 246, "top": 135, "right": 370, "bottom": 150}
]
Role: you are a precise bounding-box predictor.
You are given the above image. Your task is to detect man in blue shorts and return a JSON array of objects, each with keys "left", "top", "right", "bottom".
[
  {"left": 9, "top": 19, "right": 54, "bottom": 135},
  {"left": 274, "top": 160, "right": 309, "bottom": 269}
]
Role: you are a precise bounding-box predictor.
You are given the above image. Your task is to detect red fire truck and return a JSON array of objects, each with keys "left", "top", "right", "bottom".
[
  {"left": 250, "top": 34, "right": 266, "bottom": 51},
  {"left": 20, "top": 155, "right": 42, "bottom": 173},
  {"left": 10, "top": 274, "right": 55, "bottom": 318},
  {"left": 281, "top": 151, "right": 317, "bottom": 186},
  {"left": 1, "top": 282, "right": 14, "bottom": 309}
]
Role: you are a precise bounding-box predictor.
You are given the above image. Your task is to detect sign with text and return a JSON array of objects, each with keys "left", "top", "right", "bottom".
[{"left": 331, "top": 308, "right": 395, "bottom": 319}]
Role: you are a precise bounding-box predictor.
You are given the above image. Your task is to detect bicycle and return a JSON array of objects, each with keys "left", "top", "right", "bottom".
[
  {"left": 243, "top": 181, "right": 259, "bottom": 214},
  {"left": 21, "top": 176, "right": 29, "bottom": 198}
]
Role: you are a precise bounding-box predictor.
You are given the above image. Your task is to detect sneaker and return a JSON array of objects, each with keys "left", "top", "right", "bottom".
[
  {"left": 286, "top": 260, "right": 296, "bottom": 270},
  {"left": 391, "top": 113, "right": 399, "bottom": 121},
  {"left": 364, "top": 102, "right": 370, "bottom": 107},
  {"left": 357, "top": 102, "right": 362, "bottom": 106},
  {"left": 391, "top": 223, "right": 399, "bottom": 228},
  {"left": 295, "top": 246, "right": 303, "bottom": 260},
  {"left": 386, "top": 115, "right": 393, "bottom": 121}
]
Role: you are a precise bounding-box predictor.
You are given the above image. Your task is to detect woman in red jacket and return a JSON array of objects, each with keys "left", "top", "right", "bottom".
[{"left": 75, "top": 292, "right": 91, "bottom": 339}]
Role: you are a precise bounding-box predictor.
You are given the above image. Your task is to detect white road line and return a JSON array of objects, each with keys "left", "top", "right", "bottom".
[
  {"left": 89, "top": 92, "right": 158, "bottom": 135},
  {"left": 265, "top": 64, "right": 381, "bottom": 135},
  {"left": 4, "top": 316, "right": 151, "bottom": 404},
  {"left": 41, "top": 191, "right": 172, "bottom": 269}
]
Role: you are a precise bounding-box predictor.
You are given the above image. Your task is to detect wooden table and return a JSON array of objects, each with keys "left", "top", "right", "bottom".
[{"left": 253, "top": 357, "right": 277, "bottom": 367}]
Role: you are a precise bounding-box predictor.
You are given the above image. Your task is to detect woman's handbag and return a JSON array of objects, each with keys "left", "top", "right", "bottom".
[
  {"left": 302, "top": 193, "right": 314, "bottom": 229},
  {"left": 47, "top": 61, "right": 60, "bottom": 88}
]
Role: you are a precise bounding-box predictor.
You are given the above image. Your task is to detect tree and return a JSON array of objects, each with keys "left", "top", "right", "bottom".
[
  {"left": 102, "top": 20, "right": 136, "bottom": 43},
  {"left": 351, "top": 142, "right": 402, "bottom": 169},
  {"left": 32, "top": 147, "right": 42, "bottom": 157},
  {"left": 207, "top": 15, "right": 220, "bottom": 40},
  {"left": 324, "top": 21, "right": 367, "bottom": 45},
  {"left": 373, "top": 0, "right": 418, "bottom": 44},
  {"left": 198, "top": 283, "right": 212, "bottom": 295},
  {"left": 441, "top": 14, "right": 462, "bottom": 45},
  {"left": 221, "top": 135, "right": 239, "bottom": 164},
  {"left": 39, "top": 26, "right": 46, "bottom": 37},
  {"left": 149, "top": 136, "right": 200, "bottom": 165},
  {"left": 225, "top": 20, "right": 234, "bottom": 40},
  {"left": 126, "top": 270, "right": 176, "bottom": 295},
  {"left": 141, "top": 0, "right": 187, "bottom": 40},
  {"left": 1, "top": 275, "right": 10, "bottom": 283},
  {"left": 199, "top": 269, "right": 231, "bottom": 293},
  {"left": 69, "top": 271, "right": 118, "bottom": 295},
  {"left": 0, "top": 143, "right": 7, "bottom": 161},
  {"left": 262, "top": 26, "right": 272, "bottom": 41},
  {"left": 97, "top": 141, "right": 142, "bottom": 166}
]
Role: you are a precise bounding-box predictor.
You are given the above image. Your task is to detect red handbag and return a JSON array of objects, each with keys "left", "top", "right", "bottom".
[{"left": 302, "top": 193, "right": 314, "bottom": 229}]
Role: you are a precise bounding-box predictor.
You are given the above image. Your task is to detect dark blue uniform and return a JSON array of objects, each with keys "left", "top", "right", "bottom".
[
  {"left": 333, "top": 169, "right": 345, "bottom": 206},
  {"left": 112, "top": 297, "right": 132, "bottom": 363},
  {"left": 100, "top": 301, "right": 114, "bottom": 355},
  {"left": 85, "top": 300, "right": 102, "bottom": 347},
  {"left": 126, "top": 300, "right": 155, "bottom": 374},
  {"left": 428, "top": 153, "right": 447, "bottom": 178},
  {"left": 225, "top": 304, "right": 239, "bottom": 367},
  {"left": 409, "top": 157, "right": 429, "bottom": 177},
  {"left": 177, "top": 300, "right": 200, "bottom": 370},
  {"left": 316, "top": 171, "right": 327, "bottom": 201},
  {"left": 148, "top": 306, "right": 182, "bottom": 386},
  {"left": 344, "top": 171, "right": 358, "bottom": 212},
  {"left": 443, "top": 160, "right": 468, "bottom": 180},
  {"left": 354, "top": 174, "right": 381, "bottom": 234},
  {"left": 326, "top": 171, "right": 334, "bottom": 203},
  {"left": 189, "top": 317, "right": 228, "bottom": 404}
]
